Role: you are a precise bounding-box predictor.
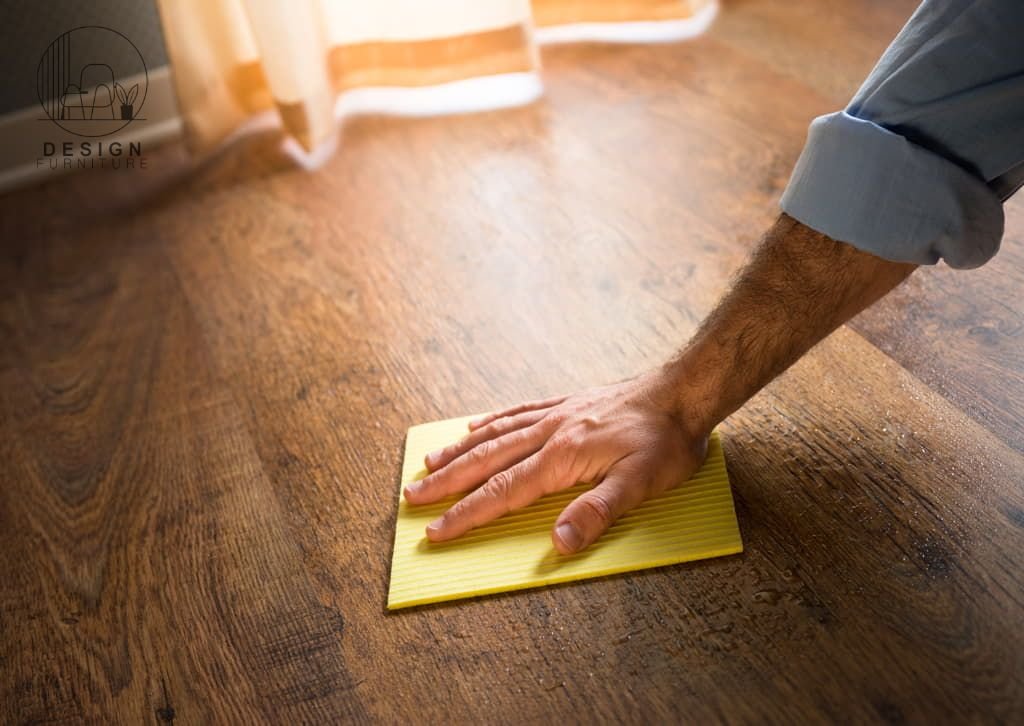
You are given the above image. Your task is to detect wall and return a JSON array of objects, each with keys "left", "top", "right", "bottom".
[
  {"left": 0, "top": 0, "right": 179, "bottom": 192},
  {"left": 0, "top": 0, "right": 169, "bottom": 115}
]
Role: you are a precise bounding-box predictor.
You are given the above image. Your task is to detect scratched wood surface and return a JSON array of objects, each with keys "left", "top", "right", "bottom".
[{"left": 2, "top": 1, "right": 1022, "bottom": 722}]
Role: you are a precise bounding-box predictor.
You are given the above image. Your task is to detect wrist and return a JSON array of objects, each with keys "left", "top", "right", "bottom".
[{"left": 641, "top": 355, "right": 721, "bottom": 441}]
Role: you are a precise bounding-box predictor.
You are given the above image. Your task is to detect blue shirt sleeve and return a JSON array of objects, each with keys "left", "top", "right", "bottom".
[{"left": 780, "top": 0, "right": 1024, "bottom": 269}]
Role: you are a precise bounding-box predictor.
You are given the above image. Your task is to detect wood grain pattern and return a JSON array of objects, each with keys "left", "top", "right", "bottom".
[{"left": 1, "top": 0, "right": 1021, "bottom": 722}]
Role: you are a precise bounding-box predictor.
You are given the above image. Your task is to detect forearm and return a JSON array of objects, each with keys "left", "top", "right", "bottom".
[{"left": 664, "top": 213, "right": 916, "bottom": 435}]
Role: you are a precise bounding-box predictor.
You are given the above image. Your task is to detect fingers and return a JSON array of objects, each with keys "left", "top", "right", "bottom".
[
  {"left": 424, "top": 409, "right": 547, "bottom": 472},
  {"left": 404, "top": 420, "right": 551, "bottom": 504},
  {"left": 426, "top": 439, "right": 577, "bottom": 541},
  {"left": 552, "top": 458, "right": 652, "bottom": 555},
  {"left": 468, "top": 394, "right": 568, "bottom": 431}
]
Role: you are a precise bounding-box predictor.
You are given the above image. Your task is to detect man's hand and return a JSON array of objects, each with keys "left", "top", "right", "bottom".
[
  {"left": 405, "top": 214, "right": 916, "bottom": 555},
  {"left": 403, "top": 375, "right": 710, "bottom": 554}
]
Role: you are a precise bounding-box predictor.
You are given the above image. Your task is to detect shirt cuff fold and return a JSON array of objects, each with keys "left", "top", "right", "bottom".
[{"left": 780, "top": 111, "right": 1003, "bottom": 269}]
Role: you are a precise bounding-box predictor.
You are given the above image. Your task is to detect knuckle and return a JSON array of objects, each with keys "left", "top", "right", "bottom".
[
  {"left": 487, "top": 470, "right": 515, "bottom": 505},
  {"left": 507, "top": 428, "right": 531, "bottom": 450},
  {"left": 578, "top": 491, "right": 614, "bottom": 526},
  {"left": 466, "top": 439, "right": 493, "bottom": 464},
  {"left": 478, "top": 421, "right": 500, "bottom": 440},
  {"left": 543, "top": 409, "right": 568, "bottom": 428},
  {"left": 542, "top": 430, "right": 583, "bottom": 487},
  {"left": 444, "top": 501, "right": 465, "bottom": 524},
  {"left": 546, "top": 429, "right": 580, "bottom": 455},
  {"left": 494, "top": 406, "right": 519, "bottom": 421},
  {"left": 484, "top": 417, "right": 513, "bottom": 438}
]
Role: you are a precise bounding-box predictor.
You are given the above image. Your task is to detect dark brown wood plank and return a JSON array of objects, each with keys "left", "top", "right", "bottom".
[
  {"left": 0, "top": 220, "right": 365, "bottom": 722},
  {"left": 850, "top": 201, "right": 1024, "bottom": 453}
]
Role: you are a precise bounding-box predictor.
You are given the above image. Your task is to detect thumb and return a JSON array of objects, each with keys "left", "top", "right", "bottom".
[{"left": 552, "top": 459, "right": 650, "bottom": 555}]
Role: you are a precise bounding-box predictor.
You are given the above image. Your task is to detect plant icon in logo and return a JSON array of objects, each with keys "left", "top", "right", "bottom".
[
  {"left": 37, "top": 26, "right": 148, "bottom": 137},
  {"left": 115, "top": 82, "right": 140, "bottom": 120}
]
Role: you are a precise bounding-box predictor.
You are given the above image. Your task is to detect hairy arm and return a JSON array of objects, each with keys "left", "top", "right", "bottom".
[
  {"left": 666, "top": 213, "right": 917, "bottom": 440},
  {"left": 405, "top": 214, "right": 916, "bottom": 553}
]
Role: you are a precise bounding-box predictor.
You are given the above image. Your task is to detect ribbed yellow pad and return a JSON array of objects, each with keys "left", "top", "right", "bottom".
[{"left": 387, "top": 415, "right": 743, "bottom": 609}]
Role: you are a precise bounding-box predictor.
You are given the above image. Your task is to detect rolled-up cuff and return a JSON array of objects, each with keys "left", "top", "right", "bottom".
[{"left": 780, "top": 111, "right": 1003, "bottom": 269}]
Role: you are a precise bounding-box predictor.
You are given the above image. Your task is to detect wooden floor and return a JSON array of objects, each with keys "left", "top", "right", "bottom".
[{"left": 2, "top": 1, "right": 1022, "bottom": 722}]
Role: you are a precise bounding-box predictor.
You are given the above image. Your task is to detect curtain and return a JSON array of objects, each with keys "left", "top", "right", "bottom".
[{"left": 156, "top": 0, "right": 716, "bottom": 160}]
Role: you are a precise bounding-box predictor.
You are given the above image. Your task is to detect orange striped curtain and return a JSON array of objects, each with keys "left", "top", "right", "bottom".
[{"left": 157, "top": 0, "right": 715, "bottom": 158}]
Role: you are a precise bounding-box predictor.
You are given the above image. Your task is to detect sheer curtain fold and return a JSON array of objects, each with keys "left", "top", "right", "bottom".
[{"left": 156, "top": 0, "right": 714, "bottom": 155}]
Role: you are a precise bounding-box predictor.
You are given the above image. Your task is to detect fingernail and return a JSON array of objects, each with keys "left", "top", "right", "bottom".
[
  {"left": 424, "top": 451, "right": 439, "bottom": 469},
  {"left": 555, "top": 522, "right": 582, "bottom": 553},
  {"left": 404, "top": 482, "right": 421, "bottom": 499},
  {"left": 426, "top": 519, "right": 443, "bottom": 538},
  {"left": 468, "top": 418, "right": 484, "bottom": 430}
]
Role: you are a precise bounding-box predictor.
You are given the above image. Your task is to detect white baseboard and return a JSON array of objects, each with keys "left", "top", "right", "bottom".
[
  {"left": 535, "top": 1, "right": 718, "bottom": 44},
  {"left": 0, "top": 65, "right": 182, "bottom": 195}
]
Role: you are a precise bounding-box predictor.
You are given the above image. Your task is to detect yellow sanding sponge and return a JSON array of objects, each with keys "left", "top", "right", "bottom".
[{"left": 388, "top": 415, "right": 743, "bottom": 609}]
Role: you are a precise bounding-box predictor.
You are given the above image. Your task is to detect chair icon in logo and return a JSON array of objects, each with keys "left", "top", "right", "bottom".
[{"left": 38, "top": 26, "right": 148, "bottom": 137}]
